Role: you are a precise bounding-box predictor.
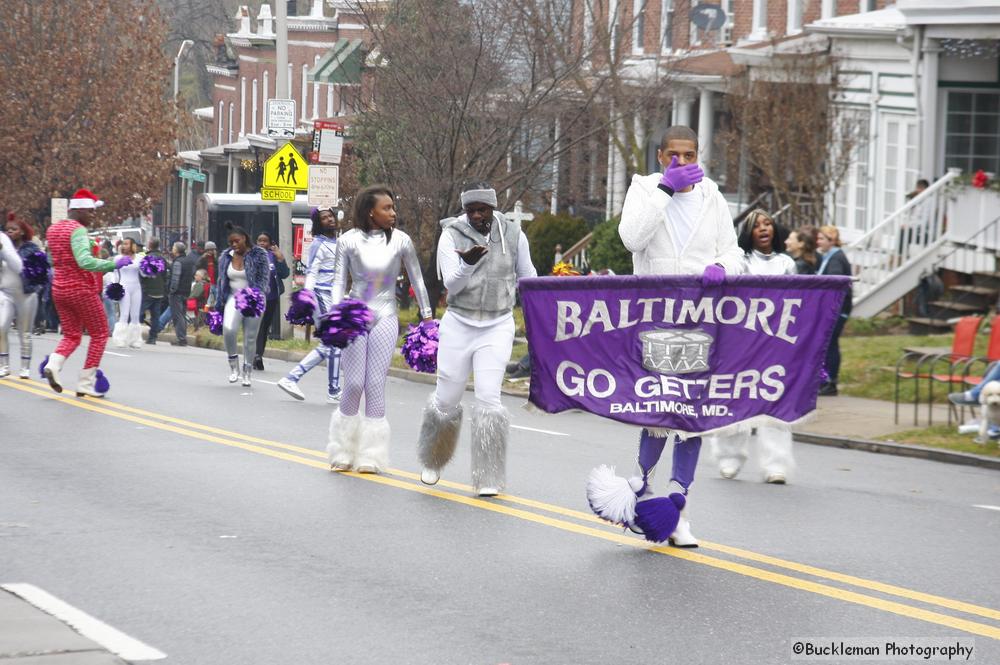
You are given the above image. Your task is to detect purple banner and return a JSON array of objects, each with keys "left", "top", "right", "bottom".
[{"left": 520, "top": 275, "right": 850, "bottom": 436}]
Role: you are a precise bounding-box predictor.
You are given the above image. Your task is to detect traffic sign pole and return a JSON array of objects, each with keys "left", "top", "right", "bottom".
[{"left": 275, "top": 0, "right": 292, "bottom": 339}]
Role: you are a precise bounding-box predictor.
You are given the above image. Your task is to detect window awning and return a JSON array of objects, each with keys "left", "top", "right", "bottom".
[{"left": 308, "top": 39, "right": 364, "bottom": 85}]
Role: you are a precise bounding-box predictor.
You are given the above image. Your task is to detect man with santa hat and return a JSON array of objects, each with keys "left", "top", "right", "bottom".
[{"left": 42, "top": 189, "right": 132, "bottom": 397}]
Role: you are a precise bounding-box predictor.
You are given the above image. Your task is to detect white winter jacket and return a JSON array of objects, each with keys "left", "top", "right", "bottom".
[{"left": 618, "top": 172, "right": 744, "bottom": 276}]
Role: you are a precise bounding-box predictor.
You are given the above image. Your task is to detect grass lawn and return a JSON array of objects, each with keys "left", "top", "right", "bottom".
[{"left": 876, "top": 425, "right": 1000, "bottom": 458}]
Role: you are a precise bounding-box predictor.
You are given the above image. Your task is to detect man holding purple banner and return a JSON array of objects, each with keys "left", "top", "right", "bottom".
[{"left": 587, "top": 126, "right": 744, "bottom": 546}]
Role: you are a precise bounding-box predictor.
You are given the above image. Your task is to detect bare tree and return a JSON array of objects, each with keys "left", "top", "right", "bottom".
[{"left": 0, "top": 0, "right": 179, "bottom": 230}]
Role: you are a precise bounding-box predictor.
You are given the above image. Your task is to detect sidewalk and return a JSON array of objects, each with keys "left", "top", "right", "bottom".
[{"left": 0, "top": 589, "right": 127, "bottom": 664}]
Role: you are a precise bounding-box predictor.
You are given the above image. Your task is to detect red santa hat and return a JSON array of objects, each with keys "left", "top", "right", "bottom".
[{"left": 68, "top": 188, "right": 104, "bottom": 210}]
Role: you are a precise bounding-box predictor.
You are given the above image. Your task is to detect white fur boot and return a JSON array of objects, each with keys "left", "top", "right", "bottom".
[
  {"left": 354, "top": 417, "right": 391, "bottom": 474},
  {"left": 416, "top": 397, "right": 463, "bottom": 485},
  {"left": 111, "top": 321, "right": 128, "bottom": 348},
  {"left": 43, "top": 353, "right": 67, "bottom": 393},
  {"left": 471, "top": 404, "right": 509, "bottom": 496},
  {"left": 76, "top": 367, "right": 108, "bottom": 398},
  {"left": 326, "top": 411, "right": 361, "bottom": 471},
  {"left": 127, "top": 322, "right": 143, "bottom": 349}
]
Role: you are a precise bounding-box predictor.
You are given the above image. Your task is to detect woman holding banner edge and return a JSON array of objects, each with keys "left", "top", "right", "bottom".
[{"left": 586, "top": 126, "right": 744, "bottom": 546}]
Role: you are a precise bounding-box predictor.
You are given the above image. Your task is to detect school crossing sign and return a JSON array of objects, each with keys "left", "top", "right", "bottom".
[{"left": 262, "top": 143, "right": 309, "bottom": 191}]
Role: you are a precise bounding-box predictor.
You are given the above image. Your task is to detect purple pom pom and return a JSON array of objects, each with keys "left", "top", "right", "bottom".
[
  {"left": 94, "top": 369, "right": 110, "bottom": 394},
  {"left": 400, "top": 319, "right": 440, "bottom": 373},
  {"left": 205, "top": 310, "right": 223, "bottom": 336},
  {"left": 21, "top": 251, "right": 49, "bottom": 285},
  {"left": 632, "top": 493, "right": 686, "bottom": 543},
  {"left": 105, "top": 282, "right": 125, "bottom": 301},
  {"left": 285, "top": 289, "right": 318, "bottom": 326},
  {"left": 234, "top": 286, "right": 266, "bottom": 317},
  {"left": 139, "top": 254, "right": 166, "bottom": 277},
  {"left": 38, "top": 355, "right": 49, "bottom": 379},
  {"left": 317, "top": 298, "right": 374, "bottom": 348}
]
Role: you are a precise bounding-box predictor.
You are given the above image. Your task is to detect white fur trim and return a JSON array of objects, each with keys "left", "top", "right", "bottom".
[
  {"left": 586, "top": 465, "right": 637, "bottom": 526},
  {"left": 68, "top": 198, "right": 104, "bottom": 209},
  {"left": 355, "top": 417, "right": 391, "bottom": 472},
  {"left": 645, "top": 411, "right": 817, "bottom": 441},
  {"left": 327, "top": 411, "right": 361, "bottom": 466}
]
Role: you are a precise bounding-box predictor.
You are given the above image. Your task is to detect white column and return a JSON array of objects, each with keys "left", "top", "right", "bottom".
[
  {"left": 677, "top": 96, "right": 694, "bottom": 126},
  {"left": 287, "top": 63, "right": 294, "bottom": 98},
  {"left": 606, "top": 114, "right": 627, "bottom": 218},
  {"left": 634, "top": 114, "right": 647, "bottom": 174},
  {"left": 697, "top": 88, "right": 714, "bottom": 175},
  {"left": 261, "top": 70, "right": 270, "bottom": 132},
  {"left": 251, "top": 78, "right": 259, "bottom": 135},
  {"left": 301, "top": 64, "right": 309, "bottom": 120},
  {"left": 227, "top": 102, "right": 234, "bottom": 143},
  {"left": 821, "top": 0, "right": 835, "bottom": 19},
  {"left": 226, "top": 153, "right": 233, "bottom": 193},
  {"left": 239, "top": 77, "right": 247, "bottom": 137},
  {"left": 312, "top": 55, "right": 321, "bottom": 119},
  {"left": 920, "top": 37, "right": 941, "bottom": 180},
  {"left": 750, "top": 0, "right": 768, "bottom": 41},
  {"left": 327, "top": 84, "right": 334, "bottom": 117},
  {"left": 217, "top": 101, "right": 224, "bottom": 145},
  {"left": 550, "top": 117, "right": 561, "bottom": 214}
]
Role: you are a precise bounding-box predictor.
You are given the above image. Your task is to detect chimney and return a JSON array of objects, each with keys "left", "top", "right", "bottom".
[
  {"left": 257, "top": 4, "right": 275, "bottom": 38},
  {"left": 310, "top": 0, "right": 324, "bottom": 17},
  {"left": 235, "top": 5, "right": 252, "bottom": 36}
]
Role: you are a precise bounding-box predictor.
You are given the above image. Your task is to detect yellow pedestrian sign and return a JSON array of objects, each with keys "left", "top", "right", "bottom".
[{"left": 262, "top": 143, "right": 308, "bottom": 190}]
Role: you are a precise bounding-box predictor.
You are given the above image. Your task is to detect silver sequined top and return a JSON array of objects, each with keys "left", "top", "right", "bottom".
[{"left": 331, "top": 228, "right": 432, "bottom": 321}]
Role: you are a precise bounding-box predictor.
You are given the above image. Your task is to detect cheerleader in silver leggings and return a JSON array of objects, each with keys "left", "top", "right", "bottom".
[
  {"left": 215, "top": 224, "right": 270, "bottom": 387},
  {"left": 0, "top": 218, "right": 28, "bottom": 378},
  {"left": 326, "top": 185, "right": 432, "bottom": 474}
]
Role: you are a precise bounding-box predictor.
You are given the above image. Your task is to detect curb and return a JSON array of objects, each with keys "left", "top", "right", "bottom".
[{"left": 157, "top": 331, "right": 998, "bottom": 471}]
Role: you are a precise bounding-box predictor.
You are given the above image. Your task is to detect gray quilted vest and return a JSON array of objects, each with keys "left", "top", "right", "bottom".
[{"left": 442, "top": 212, "right": 522, "bottom": 321}]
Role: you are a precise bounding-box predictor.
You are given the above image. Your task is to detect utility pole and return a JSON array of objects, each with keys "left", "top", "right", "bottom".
[{"left": 275, "top": 1, "right": 293, "bottom": 338}]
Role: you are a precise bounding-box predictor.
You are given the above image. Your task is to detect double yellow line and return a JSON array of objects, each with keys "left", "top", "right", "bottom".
[{"left": 4, "top": 378, "right": 1000, "bottom": 640}]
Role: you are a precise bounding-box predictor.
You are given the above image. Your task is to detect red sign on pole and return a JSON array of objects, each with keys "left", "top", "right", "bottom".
[{"left": 310, "top": 120, "right": 344, "bottom": 164}]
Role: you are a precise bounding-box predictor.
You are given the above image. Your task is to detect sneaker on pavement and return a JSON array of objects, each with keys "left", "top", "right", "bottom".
[
  {"left": 277, "top": 377, "right": 305, "bottom": 400},
  {"left": 421, "top": 468, "right": 440, "bottom": 485},
  {"left": 668, "top": 515, "right": 699, "bottom": 548},
  {"left": 476, "top": 486, "right": 499, "bottom": 497},
  {"left": 326, "top": 390, "right": 342, "bottom": 404},
  {"left": 765, "top": 472, "right": 787, "bottom": 484},
  {"left": 948, "top": 391, "right": 978, "bottom": 406}
]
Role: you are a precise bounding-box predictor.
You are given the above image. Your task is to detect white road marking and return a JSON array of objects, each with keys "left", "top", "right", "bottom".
[
  {"left": 253, "top": 379, "right": 278, "bottom": 385},
  {"left": 103, "top": 351, "right": 131, "bottom": 358},
  {"left": 972, "top": 504, "right": 1000, "bottom": 512},
  {"left": 512, "top": 425, "right": 569, "bottom": 437},
  {"left": 1, "top": 583, "right": 166, "bottom": 661}
]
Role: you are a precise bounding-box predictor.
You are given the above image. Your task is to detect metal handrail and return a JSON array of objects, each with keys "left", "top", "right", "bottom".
[{"left": 929, "top": 212, "right": 1000, "bottom": 276}]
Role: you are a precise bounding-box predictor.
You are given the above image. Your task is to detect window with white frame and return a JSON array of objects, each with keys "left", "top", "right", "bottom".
[
  {"left": 786, "top": 0, "right": 803, "bottom": 35},
  {"left": 835, "top": 112, "right": 870, "bottom": 232},
  {"left": 945, "top": 90, "right": 1000, "bottom": 175},
  {"left": 750, "top": 0, "right": 767, "bottom": 41},
  {"left": 660, "top": 0, "right": 673, "bottom": 53},
  {"left": 632, "top": 0, "right": 646, "bottom": 54}
]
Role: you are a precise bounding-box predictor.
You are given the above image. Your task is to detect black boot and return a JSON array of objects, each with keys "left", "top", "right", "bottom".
[
  {"left": 253, "top": 355, "right": 264, "bottom": 371},
  {"left": 818, "top": 381, "right": 838, "bottom": 396}
]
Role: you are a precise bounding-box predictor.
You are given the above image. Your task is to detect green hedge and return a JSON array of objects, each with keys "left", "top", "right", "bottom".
[{"left": 522, "top": 212, "right": 589, "bottom": 275}]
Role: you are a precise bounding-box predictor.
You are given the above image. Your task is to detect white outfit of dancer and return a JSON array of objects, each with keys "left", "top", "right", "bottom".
[
  {"left": 222, "top": 264, "right": 260, "bottom": 384},
  {"left": 111, "top": 253, "right": 143, "bottom": 348},
  {"left": 0, "top": 233, "right": 26, "bottom": 377},
  {"left": 416, "top": 208, "right": 536, "bottom": 495},
  {"left": 590, "top": 171, "right": 743, "bottom": 546},
  {"left": 708, "top": 249, "right": 797, "bottom": 483},
  {"left": 326, "top": 227, "right": 431, "bottom": 473},
  {"left": 279, "top": 234, "right": 341, "bottom": 399}
]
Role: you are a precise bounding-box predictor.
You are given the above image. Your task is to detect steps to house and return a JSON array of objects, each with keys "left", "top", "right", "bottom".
[
  {"left": 949, "top": 284, "right": 999, "bottom": 308},
  {"left": 905, "top": 317, "right": 955, "bottom": 335}
]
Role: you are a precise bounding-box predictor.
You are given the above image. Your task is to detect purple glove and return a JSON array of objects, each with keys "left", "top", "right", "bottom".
[
  {"left": 701, "top": 264, "right": 725, "bottom": 287},
  {"left": 114, "top": 256, "right": 133, "bottom": 269},
  {"left": 660, "top": 156, "right": 704, "bottom": 192}
]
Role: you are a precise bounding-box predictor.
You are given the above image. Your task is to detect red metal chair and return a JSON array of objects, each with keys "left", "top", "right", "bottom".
[
  {"left": 944, "top": 314, "right": 1000, "bottom": 423},
  {"left": 894, "top": 315, "right": 982, "bottom": 425}
]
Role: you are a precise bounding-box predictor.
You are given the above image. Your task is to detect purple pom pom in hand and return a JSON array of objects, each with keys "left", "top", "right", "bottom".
[
  {"left": 234, "top": 287, "right": 266, "bottom": 318},
  {"left": 21, "top": 251, "right": 49, "bottom": 286},
  {"left": 285, "top": 289, "right": 318, "bottom": 326},
  {"left": 139, "top": 254, "right": 166, "bottom": 277},
  {"left": 205, "top": 310, "right": 223, "bottom": 336},
  {"left": 400, "top": 319, "right": 440, "bottom": 374},
  {"left": 317, "top": 298, "right": 374, "bottom": 348},
  {"left": 104, "top": 282, "right": 125, "bottom": 301}
]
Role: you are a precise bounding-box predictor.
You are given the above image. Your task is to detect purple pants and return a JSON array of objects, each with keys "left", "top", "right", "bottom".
[{"left": 637, "top": 429, "right": 701, "bottom": 496}]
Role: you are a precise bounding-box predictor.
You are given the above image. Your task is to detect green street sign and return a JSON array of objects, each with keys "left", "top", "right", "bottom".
[{"left": 178, "top": 168, "right": 206, "bottom": 183}]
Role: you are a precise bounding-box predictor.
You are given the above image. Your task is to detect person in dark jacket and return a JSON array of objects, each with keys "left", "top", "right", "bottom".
[
  {"left": 816, "top": 225, "right": 853, "bottom": 396},
  {"left": 253, "top": 232, "right": 290, "bottom": 370},
  {"left": 140, "top": 237, "right": 169, "bottom": 344},
  {"left": 216, "top": 223, "right": 270, "bottom": 386},
  {"left": 786, "top": 225, "right": 818, "bottom": 275},
  {"left": 168, "top": 242, "right": 199, "bottom": 347}
]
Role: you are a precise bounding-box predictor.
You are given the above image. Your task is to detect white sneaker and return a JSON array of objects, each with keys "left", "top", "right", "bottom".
[
  {"left": 476, "top": 486, "right": 499, "bottom": 497},
  {"left": 719, "top": 464, "right": 740, "bottom": 480},
  {"left": 669, "top": 515, "right": 699, "bottom": 548},
  {"left": 330, "top": 461, "right": 352, "bottom": 472},
  {"left": 765, "top": 471, "right": 787, "bottom": 485},
  {"left": 420, "top": 468, "right": 440, "bottom": 485},
  {"left": 0, "top": 367, "right": 9, "bottom": 378},
  {"left": 277, "top": 377, "right": 305, "bottom": 400},
  {"left": 18, "top": 368, "right": 30, "bottom": 379},
  {"left": 326, "top": 390, "right": 341, "bottom": 404}
]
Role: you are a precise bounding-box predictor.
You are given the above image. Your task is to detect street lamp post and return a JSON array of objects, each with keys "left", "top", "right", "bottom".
[
  {"left": 173, "top": 39, "right": 195, "bottom": 102},
  {"left": 172, "top": 39, "right": 195, "bottom": 244}
]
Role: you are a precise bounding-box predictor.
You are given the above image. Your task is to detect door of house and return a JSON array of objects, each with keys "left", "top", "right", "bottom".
[
  {"left": 877, "top": 114, "right": 920, "bottom": 224},
  {"left": 834, "top": 114, "right": 870, "bottom": 238}
]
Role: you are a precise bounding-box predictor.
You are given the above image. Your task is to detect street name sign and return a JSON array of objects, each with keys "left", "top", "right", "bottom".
[
  {"left": 266, "top": 99, "right": 296, "bottom": 138},
  {"left": 262, "top": 143, "right": 308, "bottom": 190},
  {"left": 178, "top": 168, "right": 206, "bottom": 183},
  {"left": 307, "top": 165, "right": 339, "bottom": 207}
]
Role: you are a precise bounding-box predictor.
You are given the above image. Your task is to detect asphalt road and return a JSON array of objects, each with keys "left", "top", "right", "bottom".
[{"left": 2, "top": 333, "right": 999, "bottom": 665}]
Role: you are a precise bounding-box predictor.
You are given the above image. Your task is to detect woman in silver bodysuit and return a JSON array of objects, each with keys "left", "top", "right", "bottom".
[{"left": 326, "top": 185, "right": 433, "bottom": 473}]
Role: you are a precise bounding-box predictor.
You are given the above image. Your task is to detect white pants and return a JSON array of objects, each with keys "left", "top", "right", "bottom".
[
  {"left": 223, "top": 295, "right": 262, "bottom": 364},
  {"left": 708, "top": 425, "right": 794, "bottom": 477},
  {"left": 0, "top": 290, "right": 38, "bottom": 366},
  {"left": 432, "top": 311, "right": 514, "bottom": 411}
]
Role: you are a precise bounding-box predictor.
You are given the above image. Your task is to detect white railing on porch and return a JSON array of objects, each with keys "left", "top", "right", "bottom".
[
  {"left": 562, "top": 232, "right": 592, "bottom": 271},
  {"left": 848, "top": 169, "right": 961, "bottom": 316}
]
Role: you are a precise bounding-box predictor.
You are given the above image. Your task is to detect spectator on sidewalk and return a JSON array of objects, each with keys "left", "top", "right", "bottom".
[
  {"left": 189, "top": 269, "right": 211, "bottom": 330},
  {"left": 197, "top": 241, "right": 218, "bottom": 313},
  {"left": 167, "top": 242, "right": 198, "bottom": 347},
  {"left": 816, "top": 225, "right": 853, "bottom": 396},
  {"left": 140, "top": 237, "right": 168, "bottom": 344},
  {"left": 253, "top": 232, "right": 290, "bottom": 371},
  {"left": 786, "top": 225, "right": 818, "bottom": 275}
]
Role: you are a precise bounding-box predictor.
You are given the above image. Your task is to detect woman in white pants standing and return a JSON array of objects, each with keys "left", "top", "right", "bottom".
[
  {"left": 416, "top": 181, "right": 536, "bottom": 496},
  {"left": 111, "top": 238, "right": 143, "bottom": 349},
  {"left": 708, "top": 209, "right": 797, "bottom": 484}
]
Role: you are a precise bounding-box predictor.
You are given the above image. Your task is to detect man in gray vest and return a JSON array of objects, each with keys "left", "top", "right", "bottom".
[{"left": 416, "top": 180, "right": 537, "bottom": 496}]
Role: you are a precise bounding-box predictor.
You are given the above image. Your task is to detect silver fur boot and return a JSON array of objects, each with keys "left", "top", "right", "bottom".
[
  {"left": 471, "top": 404, "right": 510, "bottom": 496},
  {"left": 416, "top": 397, "right": 463, "bottom": 485}
]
